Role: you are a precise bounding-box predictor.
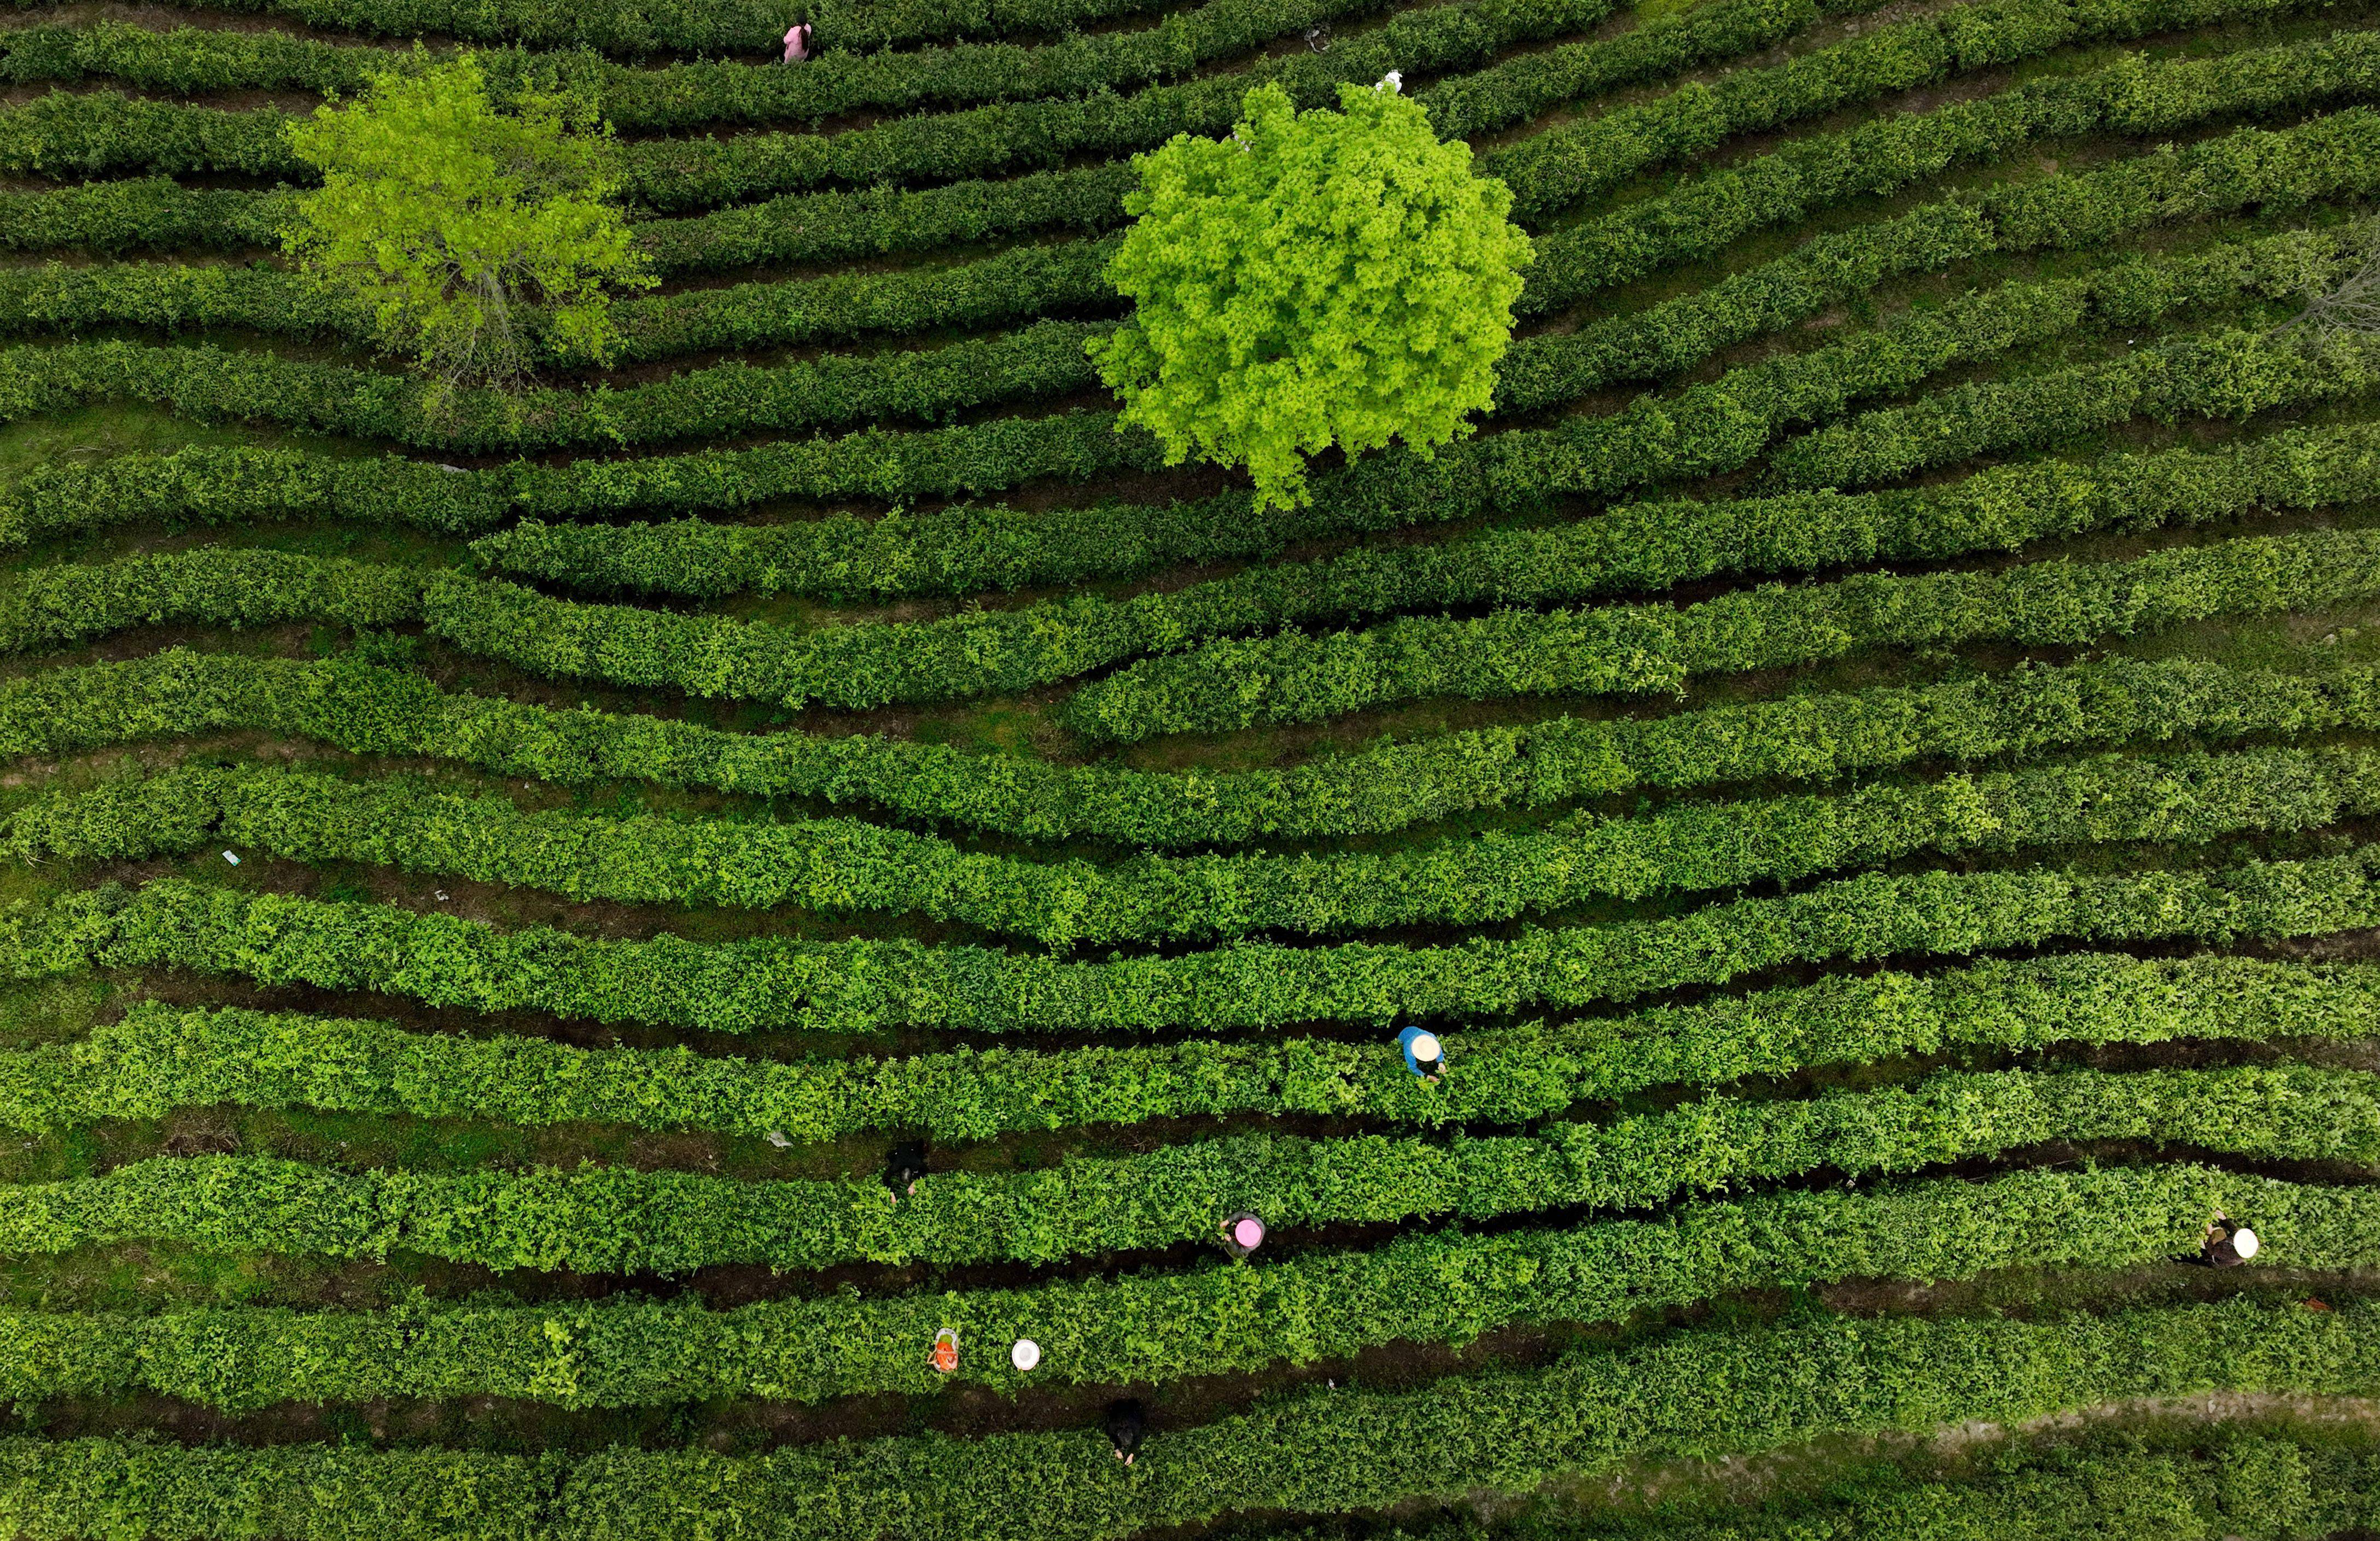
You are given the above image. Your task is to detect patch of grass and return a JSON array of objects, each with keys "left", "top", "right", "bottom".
[{"left": 0, "top": 405, "right": 258, "bottom": 494}]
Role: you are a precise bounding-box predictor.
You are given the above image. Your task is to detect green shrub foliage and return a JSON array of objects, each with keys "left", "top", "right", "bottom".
[
  {"left": 0, "top": 847, "right": 2374, "bottom": 1033},
  {"left": 1370, "top": 1437, "right": 2380, "bottom": 1541},
  {"left": 9, "top": 369, "right": 2362, "bottom": 714},
  {"left": 13, "top": 743, "right": 2380, "bottom": 945},
  {"left": 0, "top": 1166, "right": 2359, "bottom": 1408},
  {"left": 5, "top": 0, "right": 2380, "bottom": 1512},
  {"left": 1, "top": 952, "right": 2369, "bottom": 1139},
  {"left": 0, "top": 0, "right": 1825, "bottom": 131},
  {"left": 1068, "top": 518, "right": 2380, "bottom": 742},
  {"left": 1, "top": 1065, "right": 2373, "bottom": 1271},
  {"left": 1, "top": 1299, "right": 2377, "bottom": 1541},
  {"left": 6, "top": 90, "right": 2370, "bottom": 567},
  {"left": 283, "top": 54, "right": 654, "bottom": 388},
  {"left": 1087, "top": 80, "right": 1529, "bottom": 510},
  {"left": 0, "top": 649, "right": 2364, "bottom": 849}
]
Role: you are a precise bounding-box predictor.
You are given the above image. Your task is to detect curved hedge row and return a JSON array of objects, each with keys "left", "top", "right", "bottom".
[
  {"left": 17, "top": 89, "right": 2369, "bottom": 415},
  {"left": 0, "top": 409, "right": 1165, "bottom": 539},
  {"left": 15, "top": 745, "right": 2379, "bottom": 945},
  {"left": 1513, "top": 24, "right": 2380, "bottom": 318},
  {"left": 0, "top": 548, "right": 430, "bottom": 655},
  {"left": 457, "top": 373, "right": 2378, "bottom": 719},
  {"left": 3, "top": 649, "right": 2367, "bottom": 852},
  {"left": 1068, "top": 515, "right": 2380, "bottom": 744},
  {"left": 0, "top": 319, "right": 1111, "bottom": 454},
  {"left": 0, "top": 0, "right": 1864, "bottom": 137},
  {"left": 2, "top": 1297, "right": 2375, "bottom": 1541},
  {"left": 19, "top": 124, "right": 2341, "bottom": 464},
  {"left": 1614, "top": 1438, "right": 2376, "bottom": 1541},
  {"left": 24, "top": 313, "right": 2359, "bottom": 692},
  {"left": 11, "top": 93, "right": 2372, "bottom": 560},
  {"left": 792, "top": 0, "right": 1176, "bottom": 52},
  {"left": 11, "top": 25, "right": 2364, "bottom": 285},
  {"left": 2, "top": 305, "right": 2347, "bottom": 677},
  {"left": 7, "top": 845, "right": 2376, "bottom": 1034},
  {"left": 0, "top": 0, "right": 1192, "bottom": 55},
  {"left": 0, "top": 0, "right": 790, "bottom": 56},
  {"left": 468, "top": 349, "right": 2376, "bottom": 600},
  {"left": 1765, "top": 317, "right": 2380, "bottom": 488},
  {"left": 466, "top": 408, "right": 2380, "bottom": 756},
  {"left": 418, "top": 240, "right": 2352, "bottom": 710},
  {"left": 1, "top": 1064, "right": 2369, "bottom": 1271},
  {"left": 2, "top": 0, "right": 2276, "bottom": 224},
  {"left": 0, "top": 0, "right": 1622, "bottom": 252},
  {"left": 1476, "top": 0, "right": 2320, "bottom": 223},
  {"left": 483, "top": 25, "right": 2380, "bottom": 281},
  {"left": 0, "top": 0, "right": 1611, "bottom": 213},
  {"left": 8, "top": 950, "right": 2370, "bottom": 1140},
  {"left": 0, "top": 0, "right": 1408, "bottom": 132},
  {"left": 0, "top": 1165, "right": 2355, "bottom": 1409},
  {"left": 0, "top": 232, "right": 1127, "bottom": 368}
]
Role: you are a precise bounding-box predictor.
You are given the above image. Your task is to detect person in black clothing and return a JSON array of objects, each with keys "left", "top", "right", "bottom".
[
  {"left": 2201, "top": 1215, "right": 2261, "bottom": 1267},
  {"left": 1105, "top": 1399, "right": 1146, "bottom": 1466},
  {"left": 884, "top": 1142, "right": 929, "bottom": 1200}
]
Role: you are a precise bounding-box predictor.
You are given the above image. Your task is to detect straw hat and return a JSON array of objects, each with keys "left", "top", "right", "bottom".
[
  {"left": 1408, "top": 1032, "right": 1442, "bottom": 1062},
  {"left": 2233, "top": 1227, "right": 2261, "bottom": 1259},
  {"left": 1011, "top": 1339, "right": 1041, "bottom": 1371}
]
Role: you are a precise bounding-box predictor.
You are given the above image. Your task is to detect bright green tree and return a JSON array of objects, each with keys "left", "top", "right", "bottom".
[
  {"left": 282, "top": 53, "right": 654, "bottom": 391},
  {"left": 1088, "top": 79, "right": 1532, "bottom": 510}
]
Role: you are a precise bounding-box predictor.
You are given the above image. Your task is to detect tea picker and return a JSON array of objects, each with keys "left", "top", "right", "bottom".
[
  {"left": 2201, "top": 1214, "right": 2262, "bottom": 1267},
  {"left": 1221, "top": 1212, "right": 1265, "bottom": 1259},
  {"left": 782, "top": 22, "right": 813, "bottom": 60},
  {"left": 884, "top": 1142, "right": 928, "bottom": 1199},
  {"left": 1106, "top": 1399, "right": 1146, "bottom": 1465},
  {"left": 1396, "top": 1026, "right": 1444, "bottom": 1083}
]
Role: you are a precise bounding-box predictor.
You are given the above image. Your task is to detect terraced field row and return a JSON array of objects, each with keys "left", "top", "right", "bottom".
[{"left": 4, "top": 0, "right": 2380, "bottom": 1533}]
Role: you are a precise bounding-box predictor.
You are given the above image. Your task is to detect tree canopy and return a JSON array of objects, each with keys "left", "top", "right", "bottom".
[
  {"left": 1088, "top": 79, "right": 1533, "bottom": 510},
  {"left": 282, "top": 53, "right": 653, "bottom": 390}
]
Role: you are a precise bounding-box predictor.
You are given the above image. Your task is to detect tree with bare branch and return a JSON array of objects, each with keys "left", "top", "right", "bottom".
[{"left": 282, "top": 52, "right": 654, "bottom": 396}]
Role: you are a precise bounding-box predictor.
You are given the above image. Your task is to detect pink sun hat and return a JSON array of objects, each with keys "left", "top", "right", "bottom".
[{"left": 1233, "top": 1216, "right": 1265, "bottom": 1250}]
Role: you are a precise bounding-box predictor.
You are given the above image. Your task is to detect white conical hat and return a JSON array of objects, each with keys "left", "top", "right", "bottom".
[
  {"left": 1408, "top": 1032, "right": 1442, "bottom": 1060},
  {"left": 1011, "top": 1339, "right": 1041, "bottom": 1371},
  {"left": 2233, "top": 1228, "right": 2260, "bottom": 1259}
]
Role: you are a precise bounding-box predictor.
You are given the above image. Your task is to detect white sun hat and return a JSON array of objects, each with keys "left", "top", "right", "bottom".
[
  {"left": 1011, "top": 1339, "right": 1042, "bottom": 1371},
  {"left": 2233, "top": 1228, "right": 2261, "bottom": 1259},
  {"left": 1408, "top": 1032, "right": 1442, "bottom": 1061}
]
